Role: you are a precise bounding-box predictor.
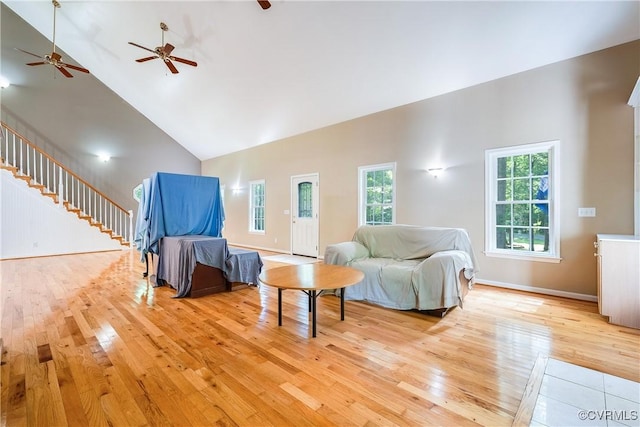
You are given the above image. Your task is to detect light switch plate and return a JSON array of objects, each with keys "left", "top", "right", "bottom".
[{"left": 578, "top": 207, "right": 596, "bottom": 217}]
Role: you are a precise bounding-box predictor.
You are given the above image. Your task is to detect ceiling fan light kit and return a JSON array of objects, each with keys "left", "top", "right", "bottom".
[{"left": 15, "top": 0, "right": 90, "bottom": 78}]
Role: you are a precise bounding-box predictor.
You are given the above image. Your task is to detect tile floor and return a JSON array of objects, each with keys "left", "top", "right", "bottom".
[{"left": 531, "top": 358, "right": 640, "bottom": 427}]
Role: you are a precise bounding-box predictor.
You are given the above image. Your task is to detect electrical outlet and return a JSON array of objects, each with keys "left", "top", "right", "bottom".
[{"left": 578, "top": 207, "right": 596, "bottom": 217}]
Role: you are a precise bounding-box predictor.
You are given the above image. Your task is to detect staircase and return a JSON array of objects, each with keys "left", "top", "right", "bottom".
[{"left": 1, "top": 122, "right": 132, "bottom": 247}]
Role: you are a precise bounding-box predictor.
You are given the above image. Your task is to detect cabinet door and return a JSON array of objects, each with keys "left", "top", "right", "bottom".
[
  {"left": 598, "top": 239, "right": 614, "bottom": 316},
  {"left": 596, "top": 241, "right": 604, "bottom": 315},
  {"left": 599, "top": 239, "right": 640, "bottom": 329}
]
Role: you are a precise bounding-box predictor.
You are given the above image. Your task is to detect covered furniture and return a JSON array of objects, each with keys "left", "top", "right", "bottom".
[
  {"left": 157, "top": 236, "right": 263, "bottom": 298},
  {"left": 134, "top": 172, "right": 225, "bottom": 259},
  {"left": 324, "top": 225, "right": 477, "bottom": 314},
  {"left": 134, "top": 172, "right": 262, "bottom": 298}
]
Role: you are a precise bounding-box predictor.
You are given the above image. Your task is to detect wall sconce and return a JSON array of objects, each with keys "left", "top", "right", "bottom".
[
  {"left": 427, "top": 167, "right": 444, "bottom": 178},
  {"left": 98, "top": 152, "right": 111, "bottom": 162},
  {"left": 0, "top": 76, "right": 10, "bottom": 89}
]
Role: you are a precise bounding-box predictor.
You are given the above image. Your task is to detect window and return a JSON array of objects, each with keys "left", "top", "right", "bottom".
[
  {"left": 297, "top": 181, "right": 313, "bottom": 218},
  {"left": 485, "top": 141, "right": 560, "bottom": 262},
  {"left": 249, "top": 180, "right": 265, "bottom": 233},
  {"left": 358, "top": 162, "right": 396, "bottom": 226},
  {"left": 220, "top": 184, "right": 225, "bottom": 231}
]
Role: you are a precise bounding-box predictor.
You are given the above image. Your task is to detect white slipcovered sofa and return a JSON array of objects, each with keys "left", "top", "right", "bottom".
[{"left": 324, "top": 225, "right": 478, "bottom": 313}]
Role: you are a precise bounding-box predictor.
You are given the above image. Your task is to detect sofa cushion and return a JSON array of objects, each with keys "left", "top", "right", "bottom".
[{"left": 346, "top": 258, "right": 419, "bottom": 309}]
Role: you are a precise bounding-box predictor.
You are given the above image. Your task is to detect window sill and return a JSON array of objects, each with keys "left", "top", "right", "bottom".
[
  {"left": 484, "top": 250, "right": 562, "bottom": 263},
  {"left": 249, "top": 231, "right": 265, "bottom": 235}
]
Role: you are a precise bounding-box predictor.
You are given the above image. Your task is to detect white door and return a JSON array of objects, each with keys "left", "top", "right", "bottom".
[{"left": 291, "top": 174, "right": 319, "bottom": 257}]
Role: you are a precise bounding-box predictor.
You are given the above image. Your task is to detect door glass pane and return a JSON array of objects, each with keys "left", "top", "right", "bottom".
[{"left": 298, "top": 182, "right": 312, "bottom": 218}]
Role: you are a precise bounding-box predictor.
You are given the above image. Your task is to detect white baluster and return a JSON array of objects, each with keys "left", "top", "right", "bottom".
[
  {"left": 19, "top": 138, "right": 23, "bottom": 175},
  {"left": 58, "top": 167, "right": 64, "bottom": 206}
]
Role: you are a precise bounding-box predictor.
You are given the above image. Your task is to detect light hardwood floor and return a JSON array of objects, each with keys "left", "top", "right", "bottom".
[{"left": 1, "top": 250, "right": 638, "bottom": 426}]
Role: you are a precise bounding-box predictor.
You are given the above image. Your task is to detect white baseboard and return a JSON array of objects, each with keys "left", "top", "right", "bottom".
[
  {"left": 226, "top": 243, "right": 326, "bottom": 261},
  {"left": 227, "top": 242, "right": 290, "bottom": 255},
  {"left": 474, "top": 278, "right": 597, "bottom": 302}
]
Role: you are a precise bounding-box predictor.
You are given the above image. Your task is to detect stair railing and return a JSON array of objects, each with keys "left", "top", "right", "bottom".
[{"left": 0, "top": 122, "right": 132, "bottom": 246}]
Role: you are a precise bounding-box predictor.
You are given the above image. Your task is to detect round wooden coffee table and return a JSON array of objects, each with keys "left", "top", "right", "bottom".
[{"left": 258, "top": 263, "right": 364, "bottom": 337}]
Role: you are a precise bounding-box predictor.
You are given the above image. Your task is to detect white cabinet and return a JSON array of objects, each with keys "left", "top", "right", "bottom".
[{"left": 596, "top": 234, "right": 640, "bottom": 329}]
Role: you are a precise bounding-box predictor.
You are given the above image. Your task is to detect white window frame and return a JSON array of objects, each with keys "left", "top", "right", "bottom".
[
  {"left": 485, "top": 141, "right": 561, "bottom": 263},
  {"left": 249, "top": 179, "right": 265, "bottom": 234},
  {"left": 358, "top": 162, "right": 397, "bottom": 226}
]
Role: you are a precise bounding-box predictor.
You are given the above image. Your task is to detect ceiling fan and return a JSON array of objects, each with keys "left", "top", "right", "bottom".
[
  {"left": 15, "top": 0, "right": 90, "bottom": 78},
  {"left": 128, "top": 22, "right": 198, "bottom": 74}
]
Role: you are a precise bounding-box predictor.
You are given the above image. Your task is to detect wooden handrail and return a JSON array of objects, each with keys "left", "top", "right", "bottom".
[{"left": 1, "top": 121, "right": 129, "bottom": 214}]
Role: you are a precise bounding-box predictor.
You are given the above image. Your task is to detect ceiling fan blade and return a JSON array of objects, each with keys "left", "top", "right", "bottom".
[
  {"left": 15, "top": 47, "right": 43, "bottom": 59},
  {"left": 62, "top": 63, "right": 90, "bottom": 74},
  {"left": 258, "top": 1, "right": 271, "bottom": 10},
  {"left": 26, "top": 62, "right": 46, "bottom": 66},
  {"left": 136, "top": 56, "right": 159, "bottom": 63},
  {"left": 56, "top": 66, "right": 73, "bottom": 78},
  {"left": 164, "top": 60, "right": 179, "bottom": 74},
  {"left": 128, "top": 42, "right": 156, "bottom": 54},
  {"left": 163, "top": 43, "right": 175, "bottom": 56},
  {"left": 170, "top": 56, "right": 197, "bottom": 67}
]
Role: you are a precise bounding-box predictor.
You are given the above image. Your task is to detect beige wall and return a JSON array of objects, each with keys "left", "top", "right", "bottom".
[{"left": 202, "top": 40, "right": 639, "bottom": 297}]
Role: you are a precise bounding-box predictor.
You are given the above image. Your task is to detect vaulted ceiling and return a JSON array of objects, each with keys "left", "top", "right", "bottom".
[{"left": 3, "top": 1, "right": 639, "bottom": 161}]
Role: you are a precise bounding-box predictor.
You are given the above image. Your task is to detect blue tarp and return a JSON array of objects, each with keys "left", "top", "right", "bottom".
[{"left": 134, "top": 172, "right": 225, "bottom": 258}]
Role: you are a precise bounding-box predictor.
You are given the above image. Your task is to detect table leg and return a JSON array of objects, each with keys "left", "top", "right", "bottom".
[
  {"left": 340, "top": 287, "right": 345, "bottom": 321},
  {"left": 308, "top": 291, "right": 312, "bottom": 313},
  {"left": 312, "top": 290, "right": 317, "bottom": 338},
  {"left": 278, "top": 288, "right": 282, "bottom": 326}
]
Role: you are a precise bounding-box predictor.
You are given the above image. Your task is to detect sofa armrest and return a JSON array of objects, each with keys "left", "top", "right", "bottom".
[{"left": 324, "top": 241, "right": 369, "bottom": 265}]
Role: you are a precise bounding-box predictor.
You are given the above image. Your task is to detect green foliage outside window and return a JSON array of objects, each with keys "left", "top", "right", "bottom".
[
  {"left": 365, "top": 169, "right": 393, "bottom": 225},
  {"left": 496, "top": 152, "right": 549, "bottom": 252},
  {"left": 251, "top": 182, "right": 265, "bottom": 232}
]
